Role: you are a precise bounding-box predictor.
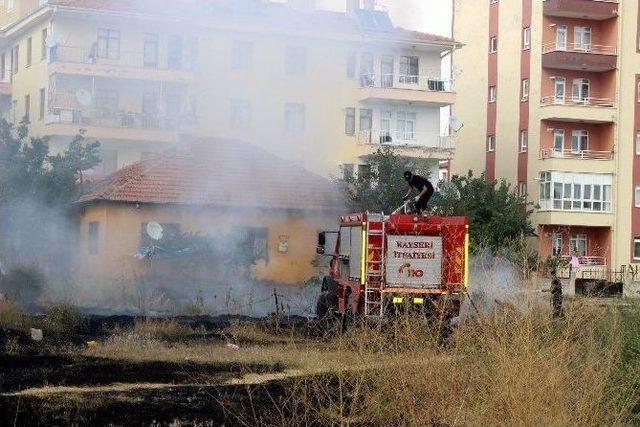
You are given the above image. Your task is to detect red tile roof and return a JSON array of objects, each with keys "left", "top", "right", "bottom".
[{"left": 78, "top": 139, "right": 345, "bottom": 212}]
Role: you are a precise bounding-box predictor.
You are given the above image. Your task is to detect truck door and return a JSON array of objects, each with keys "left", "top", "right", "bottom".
[{"left": 338, "top": 225, "right": 363, "bottom": 282}]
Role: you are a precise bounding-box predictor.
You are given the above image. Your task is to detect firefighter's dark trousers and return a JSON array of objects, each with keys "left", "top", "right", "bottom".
[
  {"left": 552, "top": 293, "right": 563, "bottom": 318},
  {"left": 415, "top": 187, "right": 434, "bottom": 214}
]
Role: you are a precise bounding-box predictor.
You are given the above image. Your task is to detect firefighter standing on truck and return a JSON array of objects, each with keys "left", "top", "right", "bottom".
[{"left": 403, "top": 171, "right": 435, "bottom": 215}]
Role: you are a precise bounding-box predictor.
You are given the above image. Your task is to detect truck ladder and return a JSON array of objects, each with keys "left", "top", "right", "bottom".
[{"left": 364, "top": 213, "right": 385, "bottom": 318}]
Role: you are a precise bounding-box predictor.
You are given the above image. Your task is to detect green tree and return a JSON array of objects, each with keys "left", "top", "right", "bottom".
[
  {"left": 434, "top": 170, "right": 535, "bottom": 252},
  {"left": 338, "top": 146, "right": 433, "bottom": 213}
]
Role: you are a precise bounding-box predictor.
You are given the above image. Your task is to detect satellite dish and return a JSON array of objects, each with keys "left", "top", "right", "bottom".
[
  {"left": 449, "top": 116, "right": 464, "bottom": 132},
  {"left": 146, "top": 222, "right": 163, "bottom": 241},
  {"left": 75, "top": 89, "right": 92, "bottom": 107},
  {"left": 45, "top": 33, "right": 64, "bottom": 48}
]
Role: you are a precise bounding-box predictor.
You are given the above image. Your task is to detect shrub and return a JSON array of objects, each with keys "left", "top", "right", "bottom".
[
  {"left": 43, "top": 304, "right": 88, "bottom": 334},
  {"left": 132, "top": 319, "right": 195, "bottom": 341},
  {"left": 0, "top": 299, "right": 28, "bottom": 331},
  {"left": 0, "top": 265, "right": 44, "bottom": 303}
]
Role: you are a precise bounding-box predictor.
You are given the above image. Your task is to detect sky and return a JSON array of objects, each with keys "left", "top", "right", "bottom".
[{"left": 316, "top": 0, "right": 453, "bottom": 36}]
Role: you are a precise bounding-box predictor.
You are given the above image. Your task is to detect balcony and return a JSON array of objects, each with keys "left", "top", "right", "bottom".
[
  {"left": 359, "top": 74, "right": 455, "bottom": 107},
  {"left": 540, "top": 148, "right": 613, "bottom": 160},
  {"left": 539, "top": 148, "right": 614, "bottom": 173},
  {"left": 542, "top": 43, "right": 617, "bottom": 72},
  {"left": 540, "top": 96, "right": 615, "bottom": 123},
  {"left": 355, "top": 130, "right": 453, "bottom": 159},
  {"left": 49, "top": 45, "right": 195, "bottom": 84},
  {"left": 543, "top": 0, "right": 618, "bottom": 21},
  {"left": 45, "top": 108, "right": 194, "bottom": 143}
]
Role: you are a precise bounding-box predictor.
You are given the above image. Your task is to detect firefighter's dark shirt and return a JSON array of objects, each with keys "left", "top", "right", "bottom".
[
  {"left": 408, "top": 175, "right": 434, "bottom": 193},
  {"left": 551, "top": 278, "right": 562, "bottom": 296}
]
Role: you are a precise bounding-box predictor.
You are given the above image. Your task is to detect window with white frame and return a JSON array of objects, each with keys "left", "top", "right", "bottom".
[
  {"left": 487, "top": 135, "right": 495, "bottom": 152},
  {"left": 97, "top": 29, "right": 120, "bottom": 60},
  {"left": 521, "top": 78, "right": 529, "bottom": 101},
  {"left": 522, "top": 27, "right": 531, "bottom": 50},
  {"left": 518, "top": 181, "right": 527, "bottom": 198},
  {"left": 637, "top": 80, "right": 640, "bottom": 102},
  {"left": 552, "top": 233, "right": 563, "bottom": 256},
  {"left": 284, "top": 103, "right": 305, "bottom": 133},
  {"left": 636, "top": 131, "right": 640, "bottom": 155},
  {"left": 636, "top": 186, "right": 640, "bottom": 207},
  {"left": 554, "top": 77, "right": 566, "bottom": 102},
  {"left": 574, "top": 26, "right": 592, "bottom": 51},
  {"left": 553, "top": 129, "right": 565, "bottom": 152},
  {"left": 380, "top": 110, "right": 392, "bottom": 141},
  {"left": 344, "top": 107, "right": 355, "bottom": 136},
  {"left": 539, "top": 171, "right": 612, "bottom": 213},
  {"left": 396, "top": 111, "right": 416, "bottom": 140},
  {"left": 489, "top": 36, "right": 498, "bottom": 53},
  {"left": 399, "top": 56, "right": 419, "bottom": 84},
  {"left": 285, "top": 46, "right": 307, "bottom": 75},
  {"left": 556, "top": 25, "right": 567, "bottom": 50},
  {"left": 634, "top": 237, "right": 640, "bottom": 260},
  {"left": 520, "top": 129, "right": 528, "bottom": 152},
  {"left": 230, "top": 99, "right": 251, "bottom": 129},
  {"left": 570, "top": 234, "right": 587, "bottom": 257},
  {"left": 489, "top": 85, "right": 497, "bottom": 103},
  {"left": 7, "top": 0, "right": 13, "bottom": 11},
  {"left": 571, "top": 130, "right": 588, "bottom": 152},
  {"left": 572, "top": 78, "right": 590, "bottom": 102}
]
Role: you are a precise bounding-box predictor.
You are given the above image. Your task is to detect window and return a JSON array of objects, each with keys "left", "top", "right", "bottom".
[
  {"left": 522, "top": 27, "right": 531, "bottom": 50},
  {"left": 636, "top": 131, "right": 640, "bottom": 155},
  {"left": 520, "top": 130, "right": 528, "bottom": 152},
  {"left": 342, "top": 163, "right": 354, "bottom": 180},
  {"left": 553, "top": 129, "right": 565, "bottom": 152},
  {"left": 142, "top": 92, "right": 158, "bottom": 115},
  {"left": 41, "top": 28, "right": 47, "bottom": 60},
  {"left": 538, "top": 171, "right": 612, "bottom": 213},
  {"left": 521, "top": 78, "right": 529, "bottom": 101},
  {"left": 0, "top": 52, "right": 5, "bottom": 82},
  {"left": 232, "top": 40, "right": 253, "bottom": 71},
  {"left": 572, "top": 78, "right": 589, "bottom": 103},
  {"left": 396, "top": 111, "right": 416, "bottom": 140},
  {"left": 487, "top": 135, "right": 495, "bottom": 152},
  {"left": 380, "top": 110, "right": 392, "bottom": 142},
  {"left": 88, "top": 222, "right": 99, "bottom": 255},
  {"left": 7, "top": 0, "right": 14, "bottom": 11},
  {"left": 230, "top": 99, "right": 251, "bottom": 129},
  {"left": 97, "top": 29, "right": 120, "bottom": 59},
  {"left": 359, "top": 108, "right": 372, "bottom": 132},
  {"left": 637, "top": 80, "right": 640, "bottom": 102},
  {"left": 634, "top": 237, "right": 640, "bottom": 260},
  {"left": 11, "top": 100, "right": 16, "bottom": 123},
  {"left": 284, "top": 103, "right": 305, "bottom": 133},
  {"left": 26, "top": 37, "right": 32, "bottom": 67},
  {"left": 556, "top": 25, "right": 567, "bottom": 50},
  {"left": 99, "top": 149, "right": 117, "bottom": 174},
  {"left": 143, "top": 33, "right": 158, "bottom": 68},
  {"left": 381, "top": 55, "right": 394, "bottom": 87},
  {"left": 12, "top": 45, "right": 18, "bottom": 75},
  {"left": 636, "top": 186, "right": 640, "bottom": 207},
  {"left": 570, "top": 234, "right": 587, "bottom": 257},
  {"left": 552, "top": 233, "right": 563, "bottom": 256},
  {"left": 489, "top": 85, "right": 497, "bottom": 103},
  {"left": 574, "top": 26, "right": 592, "bottom": 51},
  {"left": 285, "top": 46, "right": 307, "bottom": 75},
  {"left": 237, "top": 227, "right": 268, "bottom": 261},
  {"left": 518, "top": 182, "right": 527, "bottom": 198},
  {"left": 489, "top": 36, "right": 498, "bottom": 53},
  {"left": 344, "top": 107, "right": 355, "bottom": 135},
  {"left": 38, "top": 88, "right": 45, "bottom": 120},
  {"left": 359, "top": 52, "right": 374, "bottom": 86},
  {"left": 24, "top": 94, "right": 29, "bottom": 121},
  {"left": 554, "top": 77, "right": 566, "bottom": 102},
  {"left": 399, "top": 56, "right": 419, "bottom": 84},
  {"left": 95, "top": 89, "right": 118, "bottom": 116},
  {"left": 571, "top": 130, "right": 588, "bottom": 152},
  {"left": 346, "top": 51, "right": 356, "bottom": 79},
  {"left": 167, "top": 35, "right": 183, "bottom": 70}
]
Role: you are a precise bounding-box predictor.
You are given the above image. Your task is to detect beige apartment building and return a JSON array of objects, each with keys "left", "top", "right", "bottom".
[
  {"left": 0, "top": 0, "right": 458, "bottom": 179},
  {"left": 452, "top": 0, "right": 640, "bottom": 282}
]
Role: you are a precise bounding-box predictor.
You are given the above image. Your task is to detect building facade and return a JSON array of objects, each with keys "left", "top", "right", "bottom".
[
  {"left": 0, "top": 0, "right": 458, "bottom": 180},
  {"left": 452, "top": 0, "right": 640, "bottom": 278}
]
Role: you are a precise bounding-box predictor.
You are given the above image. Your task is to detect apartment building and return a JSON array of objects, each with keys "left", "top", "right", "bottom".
[
  {"left": 451, "top": 0, "right": 640, "bottom": 280},
  {"left": 0, "top": 0, "right": 458, "bottom": 179}
]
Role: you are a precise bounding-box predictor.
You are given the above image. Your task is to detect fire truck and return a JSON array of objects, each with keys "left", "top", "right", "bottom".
[{"left": 316, "top": 211, "right": 469, "bottom": 326}]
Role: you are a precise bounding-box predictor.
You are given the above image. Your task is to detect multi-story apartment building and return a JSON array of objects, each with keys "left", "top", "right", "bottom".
[
  {"left": 451, "top": 0, "right": 640, "bottom": 279},
  {"left": 0, "top": 0, "right": 458, "bottom": 179}
]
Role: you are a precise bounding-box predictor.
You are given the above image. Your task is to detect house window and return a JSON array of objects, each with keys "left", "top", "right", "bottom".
[
  {"left": 7, "top": 0, "right": 14, "bottom": 11},
  {"left": 143, "top": 33, "right": 158, "bottom": 68},
  {"left": 232, "top": 40, "right": 253, "bottom": 71},
  {"left": 570, "top": 234, "right": 587, "bottom": 257},
  {"left": 554, "top": 77, "right": 566, "bottom": 102},
  {"left": 552, "top": 233, "right": 563, "bottom": 256},
  {"left": 636, "top": 131, "right": 640, "bottom": 155},
  {"left": 381, "top": 55, "right": 394, "bottom": 87},
  {"left": 344, "top": 107, "right": 355, "bottom": 135},
  {"left": 397, "top": 111, "right": 416, "bottom": 140},
  {"left": 637, "top": 80, "right": 640, "bottom": 102},
  {"left": 539, "top": 171, "right": 612, "bottom": 212},
  {"left": 574, "top": 26, "right": 592, "bottom": 51},
  {"left": 284, "top": 103, "right": 305, "bottom": 133},
  {"left": 12, "top": 45, "right": 18, "bottom": 75},
  {"left": 634, "top": 237, "right": 640, "bottom": 260},
  {"left": 97, "top": 29, "right": 120, "bottom": 60},
  {"left": 522, "top": 27, "right": 531, "bottom": 50},
  {"left": 238, "top": 227, "right": 268, "bottom": 262},
  {"left": 489, "top": 36, "right": 498, "bottom": 53},
  {"left": 521, "top": 78, "right": 529, "bottom": 101},
  {"left": 41, "top": 28, "right": 47, "bottom": 60},
  {"left": 100, "top": 149, "right": 118, "bottom": 174},
  {"left": 167, "top": 35, "right": 183, "bottom": 70},
  {"left": 381, "top": 110, "right": 392, "bottom": 141},
  {"left": 88, "top": 222, "right": 99, "bottom": 255},
  {"left": 359, "top": 52, "right": 374, "bottom": 86},
  {"left": 489, "top": 85, "right": 497, "bottom": 103},
  {"left": 230, "top": 99, "right": 251, "bottom": 129},
  {"left": 341, "top": 163, "right": 354, "bottom": 180},
  {"left": 0, "top": 52, "right": 5, "bottom": 82},
  {"left": 346, "top": 51, "right": 356, "bottom": 79},
  {"left": 520, "top": 130, "right": 528, "bottom": 152},
  {"left": 556, "top": 25, "right": 567, "bottom": 50},
  {"left": 11, "top": 100, "right": 16, "bottom": 123},
  {"left": 490, "top": 0, "right": 498, "bottom": 3},
  {"left": 39, "top": 88, "right": 45, "bottom": 120},
  {"left": 26, "top": 37, "right": 32, "bottom": 67},
  {"left": 399, "top": 56, "right": 419, "bottom": 84},
  {"left": 571, "top": 130, "right": 588, "bottom": 152},
  {"left": 487, "top": 135, "right": 495, "bottom": 152},
  {"left": 518, "top": 182, "right": 527, "bottom": 198},
  {"left": 572, "top": 78, "right": 590, "bottom": 103},
  {"left": 553, "top": 129, "right": 565, "bottom": 152},
  {"left": 285, "top": 46, "right": 307, "bottom": 75},
  {"left": 359, "top": 108, "right": 372, "bottom": 133},
  {"left": 24, "top": 94, "right": 29, "bottom": 121}
]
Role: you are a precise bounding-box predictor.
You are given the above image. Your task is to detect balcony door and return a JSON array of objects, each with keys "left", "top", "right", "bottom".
[
  {"left": 572, "top": 78, "right": 589, "bottom": 103},
  {"left": 381, "top": 55, "right": 394, "bottom": 88},
  {"left": 380, "top": 110, "right": 392, "bottom": 143},
  {"left": 553, "top": 129, "right": 565, "bottom": 152},
  {"left": 570, "top": 234, "right": 587, "bottom": 257},
  {"left": 571, "top": 130, "right": 588, "bottom": 153},
  {"left": 359, "top": 52, "right": 374, "bottom": 87},
  {"left": 396, "top": 111, "right": 416, "bottom": 141},
  {"left": 168, "top": 36, "right": 183, "bottom": 70},
  {"left": 555, "top": 25, "right": 567, "bottom": 50},
  {"left": 574, "top": 26, "right": 592, "bottom": 51},
  {"left": 554, "top": 77, "right": 566, "bottom": 103},
  {"left": 552, "top": 233, "right": 563, "bottom": 256},
  {"left": 399, "top": 56, "right": 419, "bottom": 85}
]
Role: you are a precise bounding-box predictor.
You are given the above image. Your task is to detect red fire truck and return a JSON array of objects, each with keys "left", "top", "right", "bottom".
[{"left": 316, "top": 212, "right": 469, "bottom": 325}]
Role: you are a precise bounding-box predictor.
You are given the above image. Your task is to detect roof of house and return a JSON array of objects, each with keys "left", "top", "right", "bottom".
[{"left": 77, "top": 139, "right": 345, "bottom": 212}]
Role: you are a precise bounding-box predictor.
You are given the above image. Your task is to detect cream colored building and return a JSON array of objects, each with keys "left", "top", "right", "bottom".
[
  {"left": 0, "top": 0, "right": 458, "bottom": 179},
  {"left": 452, "top": 0, "right": 640, "bottom": 283}
]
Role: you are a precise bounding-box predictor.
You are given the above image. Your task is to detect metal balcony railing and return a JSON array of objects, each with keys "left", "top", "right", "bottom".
[
  {"left": 540, "top": 96, "right": 614, "bottom": 107},
  {"left": 560, "top": 255, "right": 606, "bottom": 266},
  {"left": 542, "top": 42, "right": 617, "bottom": 55},
  {"left": 47, "top": 108, "right": 194, "bottom": 132},
  {"left": 356, "top": 130, "right": 453, "bottom": 150},
  {"left": 51, "top": 45, "right": 193, "bottom": 71},
  {"left": 540, "top": 148, "right": 614, "bottom": 160},
  {"left": 359, "top": 74, "right": 454, "bottom": 92}
]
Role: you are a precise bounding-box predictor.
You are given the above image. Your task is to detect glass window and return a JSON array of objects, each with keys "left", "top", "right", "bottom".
[
  {"left": 380, "top": 110, "right": 392, "bottom": 141},
  {"left": 231, "top": 40, "right": 253, "bottom": 71},
  {"left": 520, "top": 130, "right": 528, "bottom": 152},
  {"left": 39, "top": 88, "right": 45, "bottom": 120},
  {"left": 522, "top": 27, "right": 531, "bottom": 50},
  {"left": 41, "top": 28, "right": 47, "bottom": 60},
  {"left": 346, "top": 51, "right": 356, "bottom": 79},
  {"left": 24, "top": 94, "right": 30, "bottom": 121},
  {"left": 636, "top": 186, "right": 640, "bottom": 208},
  {"left": 359, "top": 52, "right": 374, "bottom": 87},
  {"left": 572, "top": 130, "right": 588, "bottom": 152},
  {"left": 397, "top": 111, "right": 416, "bottom": 140},
  {"left": 285, "top": 46, "right": 306, "bottom": 75},
  {"left": 487, "top": 135, "right": 495, "bottom": 152},
  {"left": 399, "top": 56, "right": 419, "bottom": 84},
  {"left": 570, "top": 234, "right": 587, "bottom": 257},
  {"left": 97, "top": 29, "right": 120, "bottom": 60},
  {"left": 554, "top": 129, "right": 564, "bottom": 152},
  {"left": 230, "top": 99, "right": 251, "bottom": 129},
  {"left": 342, "top": 163, "right": 354, "bottom": 180},
  {"left": 634, "top": 238, "right": 640, "bottom": 260},
  {"left": 552, "top": 233, "right": 562, "bottom": 256},
  {"left": 489, "top": 85, "right": 497, "bottom": 103},
  {"left": 522, "top": 78, "right": 529, "bottom": 101},
  {"left": 554, "top": 77, "right": 566, "bottom": 102},
  {"left": 359, "top": 108, "right": 372, "bottom": 132},
  {"left": 88, "top": 222, "right": 100, "bottom": 255},
  {"left": 489, "top": 36, "right": 497, "bottom": 53},
  {"left": 344, "top": 107, "right": 355, "bottom": 136},
  {"left": 636, "top": 131, "right": 640, "bottom": 155},
  {"left": 556, "top": 25, "right": 567, "bottom": 50},
  {"left": 26, "top": 37, "right": 32, "bottom": 67},
  {"left": 143, "top": 33, "right": 158, "bottom": 68}
]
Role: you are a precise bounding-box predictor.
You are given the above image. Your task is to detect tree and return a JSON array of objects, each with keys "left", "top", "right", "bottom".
[
  {"left": 0, "top": 119, "right": 101, "bottom": 274},
  {"left": 338, "top": 146, "right": 433, "bottom": 213},
  {"left": 434, "top": 170, "right": 535, "bottom": 252}
]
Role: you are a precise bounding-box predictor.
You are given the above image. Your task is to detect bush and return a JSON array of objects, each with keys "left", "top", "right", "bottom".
[
  {"left": 43, "top": 304, "right": 88, "bottom": 334},
  {"left": 132, "top": 319, "right": 195, "bottom": 341},
  {"left": 0, "top": 265, "right": 44, "bottom": 303},
  {"left": 0, "top": 299, "right": 28, "bottom": 331}
]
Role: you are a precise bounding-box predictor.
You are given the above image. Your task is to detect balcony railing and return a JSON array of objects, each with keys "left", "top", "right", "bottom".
[
  {"left": 540, "top": 148, "right": 614, "bottom": 160},
  {"left": 47, "top": 108, "right": 194, "bottom": 132},
  {"left": 540, "top": 96, "right": 614, "bottom": 107},
  {"left": 356, "top": 130, "right": 453, "bottom": 150},
  {"left": 51, "top": 45, "right": 193, "bottom": 71},
  {"left": 560, "top": 255, "right": 606, "bottom": 266},
  {"left": 542, "top": 42, "right": 617, "bottom": 56},
  {"left": 359, "top": 74, "right": 454, "bottom": 92}
]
